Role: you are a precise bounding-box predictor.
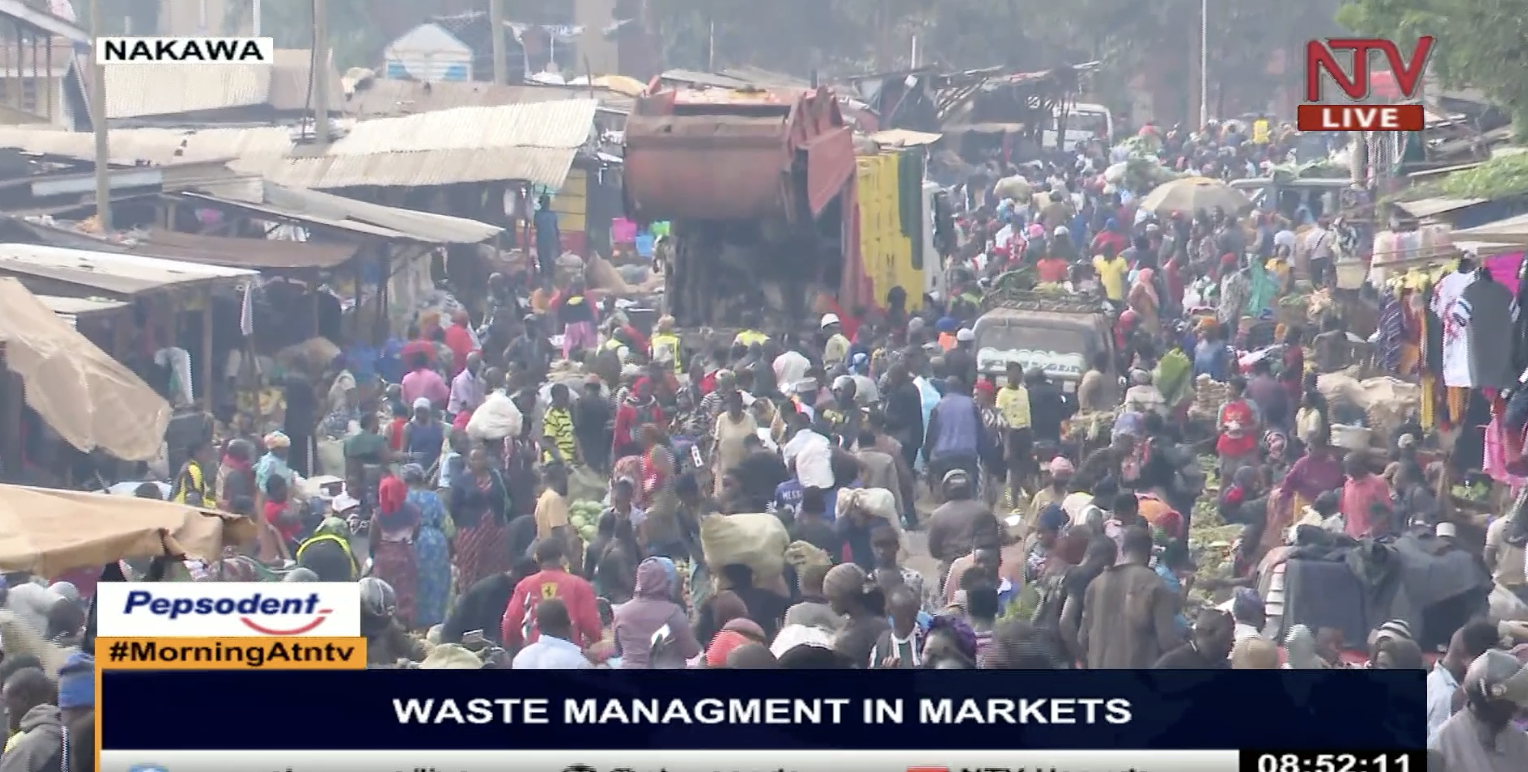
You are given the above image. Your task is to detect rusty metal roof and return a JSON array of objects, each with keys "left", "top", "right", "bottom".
[
  {"left": 0, "top": 243, "right": 256, "bottom": 297},
  {"left": 341, "top": 77, "right": 632, "bottom": 118},
  {"left": 261, "top": 100, "right": 596, "bottom": 189}
]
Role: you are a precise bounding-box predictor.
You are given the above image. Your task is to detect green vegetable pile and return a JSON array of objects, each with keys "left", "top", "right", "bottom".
[
  {"left": 1450, "top": 480, "right": 1491, "bottom": 503},
  {"left": 569, "top": 499, "right": 603, "bottom": 543},
  {"left": 1391, "top": 152, "right": 1528, "bottom": 203},
  {"left": 1185, "top": 455, "right": 1242, "bottom": 610}
]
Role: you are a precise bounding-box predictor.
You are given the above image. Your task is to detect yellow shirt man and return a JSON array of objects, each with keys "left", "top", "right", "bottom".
[
  {"left": 735, "top": 329, "right": 768, "bottom": 347},
  {"left": 1093, "top": 254, "right": 1129, "bottom": 301},
  {"left": 651, "top": 331, "right": 682, "bottom": 371},
  {"left": 996, "top": 384, "right": 1031, "bottom": 430}
]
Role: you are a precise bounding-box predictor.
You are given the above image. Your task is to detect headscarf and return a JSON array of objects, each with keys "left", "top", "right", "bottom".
[
  {"left": 1284, "top": 624, "right": 1325, "bottom": 669},
  {"left": 263, "top": 431, "right": 290, "bottom": 450},
  {"left": 1264, "top": 430, "right": 1288, "bottom": 459},
  {"left": 973, "top": 379, "right": 996, "bottom": 398},
  {"left": 1132, "top": 268, "right": 1159, "bottom": 305},
  {"left": 705, "top": 630, "right": 754, "bottom": 667},
  {"left": 314, "top": 516, "right": 349, "bottom": 539},
  {"left": 377, "top": 475, "right": 414, "bottom": 532},
  {"left": 634, "top": 557, "right": 672, "bottom": 601},
  {"left": 1049, "top": 457, "right": 1075, "bottom": 475},
  {"left": 928, "top": 614, "right": 978, "bottom": 664}
]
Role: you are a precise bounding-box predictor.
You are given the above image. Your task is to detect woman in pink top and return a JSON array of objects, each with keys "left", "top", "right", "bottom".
[
  {"left": 400, "top": 352, "right": 449, "bottom": 408},
  {"left": 1340, "top": 451, "right": 1393, "bottom": 539}
]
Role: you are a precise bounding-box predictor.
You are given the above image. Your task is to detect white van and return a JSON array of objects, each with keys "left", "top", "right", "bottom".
[{"left": 1042, "top": 102, "right": 1114, "bottom": 149}]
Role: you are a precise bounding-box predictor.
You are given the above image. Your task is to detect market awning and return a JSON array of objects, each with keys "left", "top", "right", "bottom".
[
  {"left": 0, "top": 278, "right": 171, "bottom": 460},
  {"left": 1392, "top": 197, "right": 1487, "bottom": 220},
  {"left": 1452, "top": 214, "right": 1528, "bottom": 245},
  {"left": 0, "top": 483, "right": 255, "bottom": 576}
]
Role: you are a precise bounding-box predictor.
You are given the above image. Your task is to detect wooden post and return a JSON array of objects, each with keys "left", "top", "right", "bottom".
[{"left": 201, "top": 287, "right": 213, "bottom": 411}]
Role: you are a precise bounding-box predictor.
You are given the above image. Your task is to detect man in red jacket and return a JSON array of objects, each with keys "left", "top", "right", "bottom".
[{"left": 502, "top": 539, "right": 602, "bottom": 651}]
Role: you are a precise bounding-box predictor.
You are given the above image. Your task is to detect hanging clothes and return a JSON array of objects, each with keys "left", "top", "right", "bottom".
[
  {"left": 1432, "top": 269, "right": 1476, "bottom": 388},
  {"left": 1376, "top": 293, "right": 1405, "bottom": 373},
  {"left": 1462, "top": 272, "right": 1520, "bottom": 390}
]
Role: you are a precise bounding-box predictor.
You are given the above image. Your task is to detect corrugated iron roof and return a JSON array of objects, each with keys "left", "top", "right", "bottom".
[
  {"left": 127, "top": 229, "right": 361, "bottom": 270},
  {"left": 0, "top": 243, "right": 256, "bottom": 296},
  {"left": 178, "top": 183, "right": 501, "bottom": 244},
  {"left": 341, "top": 77, "right": 632, "bottom": 118},
  {"left": 35, "top": 294, "right": 128, "bottom": 328},
  {"left": 260, "top": 101, "right": 596, "bottom": 189},
  {"left": 0, "top": 125, "right": 299, "bottom": 166},
  {"left": 89, "top": 49, "right": 342, "bottom": 118},
  {"left": 102, "top": 62, "right": 271, "bottom": 118},
  {"left": 1393, "top": 197, "right": 1488, "bottom": 219},
  {"left": 260, "top": 184, "right": 501, "bottom": 243}
]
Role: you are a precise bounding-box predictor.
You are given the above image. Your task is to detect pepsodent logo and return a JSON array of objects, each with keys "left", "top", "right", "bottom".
[{"left": 96, "top": 582, "right": 361, "bottom": 638}]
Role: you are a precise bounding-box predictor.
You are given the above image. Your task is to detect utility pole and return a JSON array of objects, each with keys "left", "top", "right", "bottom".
[
  {"left": 89, "top": 0, "right": 110, "bottom": 231},
  {"left": 489, "top": 0, "right": 507, "bottom": 83},
  {"left": 313, "top": 0, "right": 330, "bottom": 145},
  {"left": 253, "top": 0, "right": 262, "bottom": 35}
]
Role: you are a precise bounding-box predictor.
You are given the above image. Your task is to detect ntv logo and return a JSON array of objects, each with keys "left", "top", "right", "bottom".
[
  {"left": 1296, "top": 35, "right": 1434, "bottom": 132},
  {"left": 96, "top": 36, "right": 275, "bottom": 64}
]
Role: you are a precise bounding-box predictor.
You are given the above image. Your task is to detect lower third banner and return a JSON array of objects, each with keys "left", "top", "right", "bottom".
[{"left": 99, "top": 670, "right": 1424, "bottom": 751}]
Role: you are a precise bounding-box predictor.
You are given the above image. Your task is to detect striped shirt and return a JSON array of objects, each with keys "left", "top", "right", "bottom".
[{"left": 542, "top": 406, "right": 576, "bottom": 464}]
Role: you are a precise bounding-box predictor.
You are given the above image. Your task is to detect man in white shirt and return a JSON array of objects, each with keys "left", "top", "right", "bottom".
[
  {"left": 773, "top": 348, "right": 810, "bottom": 395},
  {"left": 1426, "top": 620, "right": 1502, "bottom": 742},
  {"left": 1301, "top": 216, "right": 1336, "bottom": 286},
  {"left": 511, "top": 599, "right": 593, "bottom": 669},
  {"left": 781, "top": 408, "right": 835, "bottom": 491}
]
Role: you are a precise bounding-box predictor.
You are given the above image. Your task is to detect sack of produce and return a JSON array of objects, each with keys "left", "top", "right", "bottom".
[
  {"left": 568, "top": 465, "right": 606, "bottom": 503},
  {"left": 700, "top": 512, "right": 790, "bottom": 585},
  {"left": 466, "top": 391, "right": 524, "bottom": 441}
]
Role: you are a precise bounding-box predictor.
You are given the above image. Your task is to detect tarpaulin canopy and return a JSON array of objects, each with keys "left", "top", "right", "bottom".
[
  {"left": 0, "top": 277, "right": 170, "bottom": 460},
  {"left": 0, "top": 484, "right": 256, "bottom": 576}
]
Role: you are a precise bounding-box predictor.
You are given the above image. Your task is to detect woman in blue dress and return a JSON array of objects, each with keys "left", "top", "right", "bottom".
[{"left": 403, "top": 463, "right": 453, "bottom": 629}]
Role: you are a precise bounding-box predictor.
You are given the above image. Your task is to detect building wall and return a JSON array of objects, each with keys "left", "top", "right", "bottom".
[
  {"left": 0, "top": 76, "right": 78, "bottom": 130},
  {"left": 575, "top": 0, "right": 616, "bottom": 75}
]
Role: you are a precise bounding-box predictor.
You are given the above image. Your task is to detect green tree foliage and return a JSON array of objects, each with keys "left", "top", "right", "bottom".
[{"left": 1337, "top": 0, "right": 1528, "bottom": 136}]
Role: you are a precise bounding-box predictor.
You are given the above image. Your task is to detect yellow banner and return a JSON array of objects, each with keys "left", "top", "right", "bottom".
[{"left": 94, "top": 637, "right": 366, "bottom": 670}]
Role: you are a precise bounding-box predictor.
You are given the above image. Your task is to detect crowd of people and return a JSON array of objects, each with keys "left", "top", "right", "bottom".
[{"left": 2, "top": 116, "right": 1528, "bottom": 772}]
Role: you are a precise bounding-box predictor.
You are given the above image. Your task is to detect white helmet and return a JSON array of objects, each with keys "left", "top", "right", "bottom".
[{"left": 359, "top": 577, "right": 396, "bottom": 618}]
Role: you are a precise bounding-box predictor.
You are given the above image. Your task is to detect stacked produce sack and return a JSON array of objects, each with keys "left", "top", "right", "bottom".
[{"left": 1190, "top": 375, "right": 1231, "bottom": 421}]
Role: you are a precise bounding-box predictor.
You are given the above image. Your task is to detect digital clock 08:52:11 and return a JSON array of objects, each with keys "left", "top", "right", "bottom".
[{"left": 1239, "top": 750, "right": 1427, "bottom": 772}]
